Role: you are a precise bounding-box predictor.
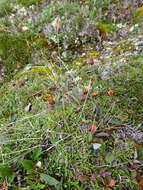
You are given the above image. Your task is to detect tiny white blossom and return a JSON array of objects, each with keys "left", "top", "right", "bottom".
[
  {"left": 117, "top": 23, "right": 123, "bottom": 29},
  {"left": 135, "top": 24, "right": 138, "bottom": 27},
  {"left": 93, "top": 143, "right": 102, "bottom": 150},
  {"left": 74, "top": 76, "right": 81, "bottom": 82},
  {"left": 129, "top": 26, "right": 134, "bottom": 32},
  {"left": 22, "top": 26, "right": 29, "bottom": 31},
  {"left": 18, "top": 7, "right": 27, "bottom": 16},
  {"left": 14, "top": 5, "right": 20, "bottom": 10},
  {"left": 66, "top": 70, "right": 75, "bottom": 74},
  {"left": 36, "top": 161, "right": 42, "bottom": 168},
  {"left": 29, "top": 5, "right": 34, "bottom": 10}
]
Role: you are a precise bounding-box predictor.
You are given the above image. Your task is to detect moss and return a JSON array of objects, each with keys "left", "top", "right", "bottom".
[
  {"left": 0, "top": 31, "right": 32, "bottom": 80},
  {"left": 113, "top": 40, "right": 135, "bottom": 55},
  {"left": 18, "top": 0, "right": 42, "bottom": 7}
]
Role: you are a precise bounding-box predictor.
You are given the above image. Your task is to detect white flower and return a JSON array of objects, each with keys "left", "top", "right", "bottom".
[
  {"left": 17, "top": 7, "right": 27, "bottom": 16},
  {"left": 14, "top": 4, "right": 20, "bottom": 10},
  {"left": 36, "top": 161, "right": 42, "bottom": 168},
  {"left": 117, "top": 23, "right": 123, "bottom": 29},
  {"left": 93, "top": 143, "right": 102, "bottom": 150},
  {"left": 29, "top": 5, "right": 34, "bottom": 10},
  {"left": 129, "top": 26, "right": 134, "bottom": 32},
  {"left": 74, "top": 76, "right": 81, "bottom": 82},
  {"left": 135, "top": 24, "right": 138, "bottom": 27},
  {"left": 24, "top": 65, "right": 31, "bottom": 71},
  {"left": 66, "top": 70, "right": 75, "bottom": 75},
  {"left": 22, "top": 26, "right": 29, "bottom": 31},
  {"left": 10, "top": 14, "right": 15, "bottom": 18}
]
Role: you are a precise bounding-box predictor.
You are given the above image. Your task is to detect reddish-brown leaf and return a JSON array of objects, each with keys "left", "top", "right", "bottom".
[
  {"left": 87, "top": 58, "right": 95, "bottom": 65},
  {"left": 107, "top": 88, "right": 113, "bottom": 96},
  {"left": 102, "top": 172, "right": 111, "bottom": 178},
  {"left": 136, "top": 174, "right": 143, "bottom": 190},
  {"left": 78, "top": 175, "right": 86, "bottom": 182},
  {"left": 92, "top": 92, "right": 98, "bottom": 97},
  {"left": 48, "top": 98, "right": 55, "bottom": 105},
  {"left": 83, "top": 88, "right": 89, "bottom": 95},
  {"left": 89, "top": 125, "right": 97, "bottom": 132},
  {"left": 124, "top": 109, "right": 133, "bottom": 114},
  {"left": 0, "top": 90, "right": 4, "bottom": 95},
  {"left": 107, "top": 179, "right": 116, "bottom": 188},
  {"left": 89, "top": 175, "right": 96, "bottom": 182}
]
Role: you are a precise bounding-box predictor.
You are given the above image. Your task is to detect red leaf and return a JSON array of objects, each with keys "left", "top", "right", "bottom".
[
  {"left": 48, "top": 99, "right": 55, "bottom": 105},
  {"left": 83, "top": 88, "right": 89, "bottom": 95},
  {"left": 92, "top": 92, "right": 98, "bottom": 97},
  {"left": 87, "top": 58, "right": 95, "bottom": 65},
  {"left": 89, "top": 125, "right": 97, "bottom": 132},
  {"left": 102, "top": 172, "right": 111, "bottom": 178},
  {"left": 107, "top": 179, "right": 116, "bottom": 188},
  {"left": 78, "top": 175, "right": 86, "bottom": 182},
  {"left": 89, "top": 175, "right": 95, "bottom": 182}
]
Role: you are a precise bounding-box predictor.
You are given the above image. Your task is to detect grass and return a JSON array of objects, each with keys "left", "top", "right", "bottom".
[
  {"left": 0, "top": 0, "right": 12, "bottom": 17},
  {"left": 0, "top": 0, "right": 143, "bottom": 189},
  {"left": 0, "top": 54, "right": 143, "bottom": 189}
]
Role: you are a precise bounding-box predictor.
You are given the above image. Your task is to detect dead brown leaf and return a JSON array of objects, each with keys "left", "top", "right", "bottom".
[
  {"left": 107, "top": 88, "right": 113, "bottom": 96},
  {"left": 136, "top": 174, "right": 143, "bottom": 190},
  {"left": 52, "top": 17, "right": 62, "bottom": 33}
]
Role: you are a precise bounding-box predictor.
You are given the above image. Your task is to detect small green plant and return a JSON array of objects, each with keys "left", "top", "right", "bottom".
[
  {"left": 18, "top": 0, "right": 42, "bottom": 7},
  {"left": 0, "top": 31, "right": 32, "bottom": 80},
  {"left": 0, "top": 0, "right": 12, "bottom": 17}
]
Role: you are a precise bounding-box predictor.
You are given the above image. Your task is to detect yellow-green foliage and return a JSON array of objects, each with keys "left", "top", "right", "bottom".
[
  {"left": 113, "top": 41, "right": 135, "bottom": 55},
  {"left": 28, "top": 66, "right": 57, "bottom": 81},
  {"left": 86, "top": 51, "right": 100, "bottom": 58},
  {"left": 97, "top": 23, "right": 109, "bottom": 34},
  {"left": 135, "top": 7, "right": 143, "bottom": 16},
  {"left": 29, "top": 67, "right": 51, "bottom": 74},
  {"left": 134, "top": 7, "right": 143, "bottom": 22},
  {"left": 18, "top": 0, "right": 42, "bottom": 7},
  {"left": 42, "top": 94, "right": 55, "bottom": 101},
  {"left": 72, "top": 57, "right": 86, "bottom": 65}
]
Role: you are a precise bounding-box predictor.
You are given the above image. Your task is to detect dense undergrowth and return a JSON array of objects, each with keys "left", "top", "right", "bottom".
[{"left": 0, "top": 0, "right": 143, "bottom": 189}]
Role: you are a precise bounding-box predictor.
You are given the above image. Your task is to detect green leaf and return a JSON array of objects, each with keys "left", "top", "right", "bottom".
[
  {"left": 105, "top": 154, "right": 115, "bottom": 164},
  {"left": 40, "top": 173, "right": 61, "bottom": 190},
  {"left": 31, "top": 148, "right": 43, "bottom": 161},
  {"left": 0, "top": 165, "right": 14, "bottom": 178},
  {"left": 72, "top": 87, "right": 81, "bottom": 98},
  {"left": 22, "top": 160, "right": 35, "bottom": 172},
  {"left": 135, "top": 7, "right": 143, "bottom": 16},
  {"left": 108, "top": 118, "right": 121, "bottom": 125}
]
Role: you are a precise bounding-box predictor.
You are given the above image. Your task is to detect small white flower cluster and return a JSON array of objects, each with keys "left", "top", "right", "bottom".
[
  {"left": 129, "top": 24, "right": 139, "bottom": 32},
  {"left": 8, "top": 4, "right": 31, "bottom": 31},
  {"left": 13, "top": 4, "right": 21, "bottom": 10},
  {"left": 9, "top": 14, "right": 15, "bottom": 24},
  {"left": 74, "top": 76, "right": 81, "bottom": 82},
  {"left": 22, "top": 26, "right": 29, "bottom": 31},
  {"left": 29, "top": 5, "right": 35, "bottom": 10},
  {"left": 17, "top": 7, "right": 27, "bottom": 16},
  {"left": 116, "top": 23, "right": 123, "bottom": 29},
  {"left": 66, "top": 70, "right": 75, "bottom": 75}
]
